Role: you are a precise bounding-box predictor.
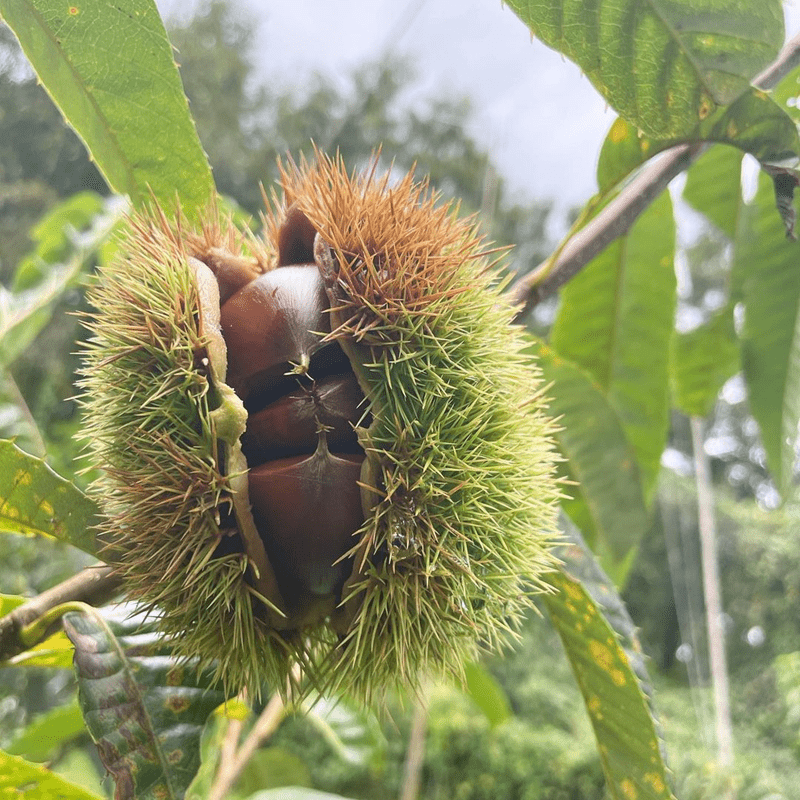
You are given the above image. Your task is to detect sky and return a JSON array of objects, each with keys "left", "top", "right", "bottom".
[{"left": 158, "top": 0, "right": 800, "bottom": 222}]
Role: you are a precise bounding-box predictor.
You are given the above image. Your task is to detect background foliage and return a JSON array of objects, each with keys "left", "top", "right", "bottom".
[{"left": 0, "top": 0, "right": 799, "bottom": 798}]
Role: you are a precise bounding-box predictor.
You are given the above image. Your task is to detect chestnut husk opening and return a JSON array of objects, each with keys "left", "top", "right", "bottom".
[{"left": 201, "top": 204, "right": 377, "bottom": 630}]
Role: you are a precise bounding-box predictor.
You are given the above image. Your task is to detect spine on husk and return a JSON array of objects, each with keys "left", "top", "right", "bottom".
[{"left": 80, "top": 152, "right": 561, "bottom": 702}]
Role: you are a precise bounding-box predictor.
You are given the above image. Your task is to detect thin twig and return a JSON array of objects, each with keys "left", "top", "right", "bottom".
[
  {"left": 0, "top": 564, "right": 121, "bottom": 661},
  {"left": 399, "top": 693, "right": 429, "bottom": 800},
  {"left": 208, "top": 668, "right": 299, "bottom": 800},
  {"left": 507, "top": 31, "right": 800, "bottom": 315}
]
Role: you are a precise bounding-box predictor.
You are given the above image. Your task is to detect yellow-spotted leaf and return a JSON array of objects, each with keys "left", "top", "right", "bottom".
[
  {"left": 0, "top": 749, "right": 104, "bottom": 799},
  {"left": 0, "top": 440, "right": 99, "bottom": 556},
  {"left": 543, "top": 523, "right": 675, "bottom": 800},
  {"left": 597, "top": 90, "right": 799, "bottom": 194}
]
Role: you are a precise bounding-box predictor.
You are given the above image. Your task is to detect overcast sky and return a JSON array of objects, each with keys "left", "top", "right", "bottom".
[{"left": 158, "top": 0, "right": 800, "bottom": 222}]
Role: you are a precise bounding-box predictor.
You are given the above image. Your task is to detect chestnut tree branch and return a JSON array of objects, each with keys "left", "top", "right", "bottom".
[
  {"left": 0, "top": 564, "right": 122, "bottom": 661},
  {"left": 507, "top": 31, "right": 800, "bottom": 316}
]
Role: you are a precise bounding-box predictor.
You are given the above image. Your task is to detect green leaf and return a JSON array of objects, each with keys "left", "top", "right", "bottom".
[
  {"left": 7, "top": 699, "right": 86, "bottom": 761},
  {"left": 0, "top": 594, "right": 26, "bottom": 614},
  {"left": 0, "top": 749, "right": 104, "bottom": 799},
  {"left": 683, "top": 145, "right": 744, "bottom": 240},
  {"left": 505, "top": 0, "right": 783, "bottom": 139},
  {"left": 736, "top": 172, "right": 800, "bottom": 498},
  {"left": 63, "top": 606, "right": 228, "bottom": 800},
  {"left": 5, "top": 631, "right": 75, "bottom": 668},
  {"left": 533, "top": 342, "right": 649, "bottom": 581},
  {"left": 0, "top": 440, "right": 99, "bottom": 555},
  {"left": 671, "top": 307, "right": 740, "bottom": 417},
  {"left": 0, "top": 0, "right": 214, "bottom": 218},
  {"left": 551, "top": 192, "right": 676, "bottom": 502},
  {"left": 542, "top": 524, "right": 675, "bottom": 800},
  {"left": 462, "top": 661, "right": 512, "bottom": 729},
  {"left": 597, "top": 89, "right": 800, "bottom": 193}
]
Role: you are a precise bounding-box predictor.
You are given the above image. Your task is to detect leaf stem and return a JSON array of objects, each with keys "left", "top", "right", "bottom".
[
  {"left": 399, "top": 693, "right": 429, "bottom": 800},
  {"left": 207, "top": 666, "right": 300, "bottom": 800},
  {"left": 507, "top": 31, "right": 800, "bottom": 315},
  {"left": 0, "top": 564, "right": 121, "bottom": 661}
]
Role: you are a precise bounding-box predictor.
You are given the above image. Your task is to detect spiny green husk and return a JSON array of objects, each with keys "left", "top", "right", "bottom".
[
  {"left": 276, "top": 155, "right": 561, "bottom": 701},
  {"left": 80, "top": 154, "right": 561, "bottom": 703}
]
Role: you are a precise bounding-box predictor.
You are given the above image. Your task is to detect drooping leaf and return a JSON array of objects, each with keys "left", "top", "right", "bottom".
[
  {"left": 0, "top": 749, "right": 104, "bottom": 800},
  {"left": 505, "top": 0, "right": 784, "bottom": 139},
  {"left": 597, "top": 89, "right": 800, "bottom": 193},
  {"left": 0, "top": 439, "right": 99, "bottom": 556},
  {"left": 0, "top": 0, "right": 215, "bottom": 218},
  {"left": 551, "top": 192, "right": 676, "bottom": 502},
  {"left": 6, "top": 699, "right": 86, "bottom": 761},
  {"left": 736, "top": 173, "right": 800, "bottom": 498},
  {"left": 63, "top": 606, "right": 229, "bottom": 800},
  {"left": 462, "top": 661, "right": 512, "bottom": 728},
  {"left": 671, "top": 307, "right": 740, "bottom": 418},
  {"left": 532, "top": 342, "right": 649, "bottom": 582},
  {"left": 542, "top": 522, "right": 675, "bottom": 800},
  {"left": 234, "top": 749, "right": 312, "bottom": 797},
  {"left": 0, "top": 371, "right": 47, "bottom": 457},
  {"left": 683, "top": 145, "right": 744, "bottom": 240}
]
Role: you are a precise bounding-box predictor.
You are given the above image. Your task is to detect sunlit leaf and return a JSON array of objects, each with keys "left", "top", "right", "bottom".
[
  {"left": 0, "top": 440, "right": 99, "bottom": 555},
  {"left": 6, "top": 699, "right": 85, "bottom": 761},
  {"left": 597, "top": 89, "right": 799, "bottom": 193},
  {"left": 542, "top": 523, "right": 675, "bottom": 800},
  {"left": 551, "top": 192, "right": 676, "bottom": 502},
  {"left": 532, "top": 342, "right": 649, "bottom": 582},
  {"left": 6, "top": 630, "right": 75, "bottom": 668},
  {"left": 0, "top": 0, "right": 214, "bottom": 218},
  {"left": 64, "top": 606, "right": 228, "bottom": 800},
  {"left": 0, "top": 749, "right": 104, "bottom": 799},
  {"left": 505, "top": 0, "right": 783, "bottom": 138}
]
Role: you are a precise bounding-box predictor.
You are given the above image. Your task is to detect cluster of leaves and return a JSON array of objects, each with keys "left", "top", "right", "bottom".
[{"left": 1, "top": 0, "right": 800, "bottom": 798}]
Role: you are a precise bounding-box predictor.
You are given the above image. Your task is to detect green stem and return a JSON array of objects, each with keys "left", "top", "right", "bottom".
[{"left": 19, "top": 601, "right": 93, "bottom": 647}]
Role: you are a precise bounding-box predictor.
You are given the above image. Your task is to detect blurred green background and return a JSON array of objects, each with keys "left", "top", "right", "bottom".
[{"left": 0, "top": 3, "right": 798, "bottom": 798}]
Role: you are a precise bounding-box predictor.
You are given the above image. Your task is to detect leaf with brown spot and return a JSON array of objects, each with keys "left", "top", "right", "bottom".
[{"left": 64, "top": 606, "right": 228, "bottom": 800}]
